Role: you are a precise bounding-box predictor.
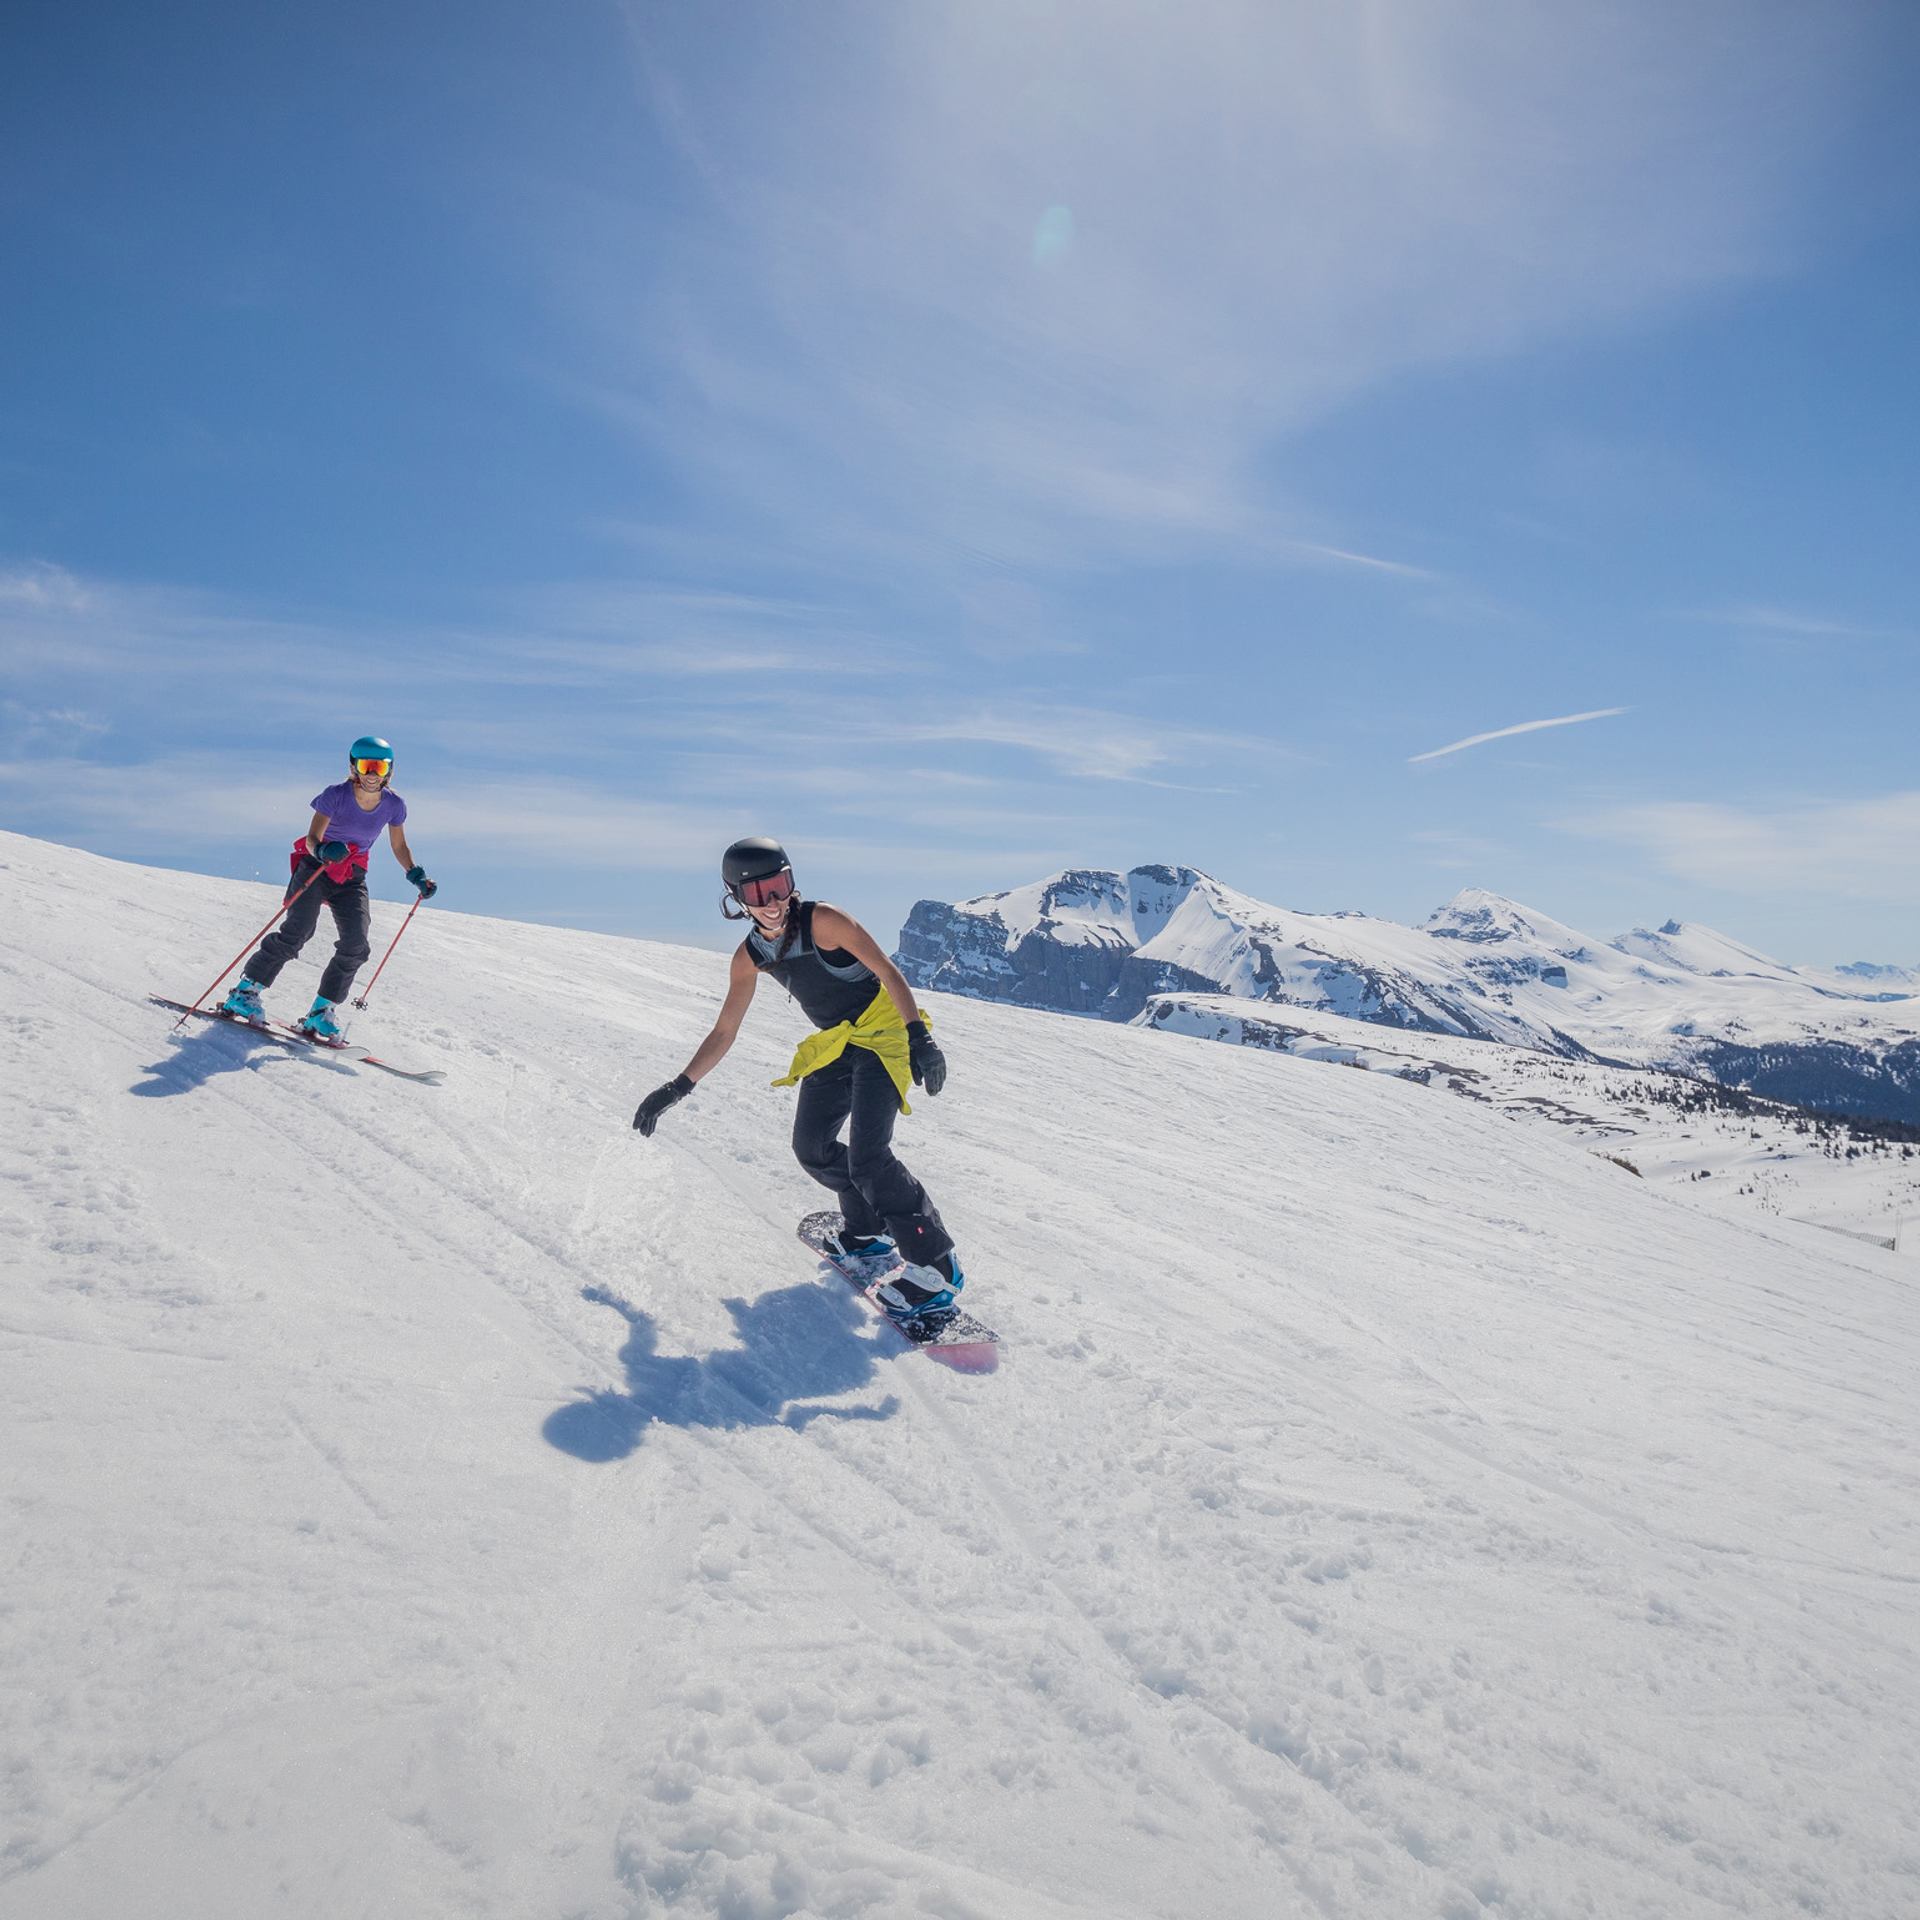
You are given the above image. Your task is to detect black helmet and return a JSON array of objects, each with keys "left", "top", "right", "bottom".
[
  {"left": 720, "top": 836, "right": 794, "bottom": 918},
  {"left": 722, "top": 836, "right": 790, "bottom": 890}
]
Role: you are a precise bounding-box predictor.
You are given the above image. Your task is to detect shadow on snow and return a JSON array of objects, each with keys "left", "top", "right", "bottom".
[
  {"left": 544, "top": 1280, "right": 901, "bottom": 1461},
  {"left": 131, "top": 1018, "right": 354, "bottom": 1099}
]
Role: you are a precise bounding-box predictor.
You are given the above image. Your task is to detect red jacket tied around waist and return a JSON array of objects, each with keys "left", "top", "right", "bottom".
[{"left": 291, "top": 837, "right": 369, "bottom": 884}]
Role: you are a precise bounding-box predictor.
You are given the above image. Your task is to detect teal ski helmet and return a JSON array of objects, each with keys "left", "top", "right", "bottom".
[{"left": 349, "top": 735, "right": 393, "bottom": 785}]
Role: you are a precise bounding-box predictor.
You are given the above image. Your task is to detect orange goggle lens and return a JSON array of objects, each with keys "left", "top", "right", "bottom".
[{"left": 353, "top": 759, "right": 391, "bottom": 777}]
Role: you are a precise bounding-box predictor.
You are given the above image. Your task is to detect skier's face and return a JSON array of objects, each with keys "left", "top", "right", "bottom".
[{"left": 746, "top": 892, "right": 792, "bottom": 933}]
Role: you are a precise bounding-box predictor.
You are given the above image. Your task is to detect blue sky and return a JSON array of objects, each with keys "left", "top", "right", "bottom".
[{"left": 3, "top": 0, "right": 1917, "bottom": 963}]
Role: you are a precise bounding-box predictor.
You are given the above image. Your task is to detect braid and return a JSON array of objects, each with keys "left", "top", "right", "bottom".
[{"left": 777, "top": 897, "right": 806, "bottom": 962}]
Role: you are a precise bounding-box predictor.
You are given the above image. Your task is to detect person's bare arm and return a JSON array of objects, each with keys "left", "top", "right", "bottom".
[
  {"left": 684, "top": 945, "right": 761, "bottom": 1083},
  {"left": 813, "top": 905, "right": 919, "bottom": 1027},
  {"left": 304, "top": 810, "right": 331, "bottom": 858},
  {"left": 633, "top": 947, "right": 760, "bottom": 1135},
  {"left": 386, "top": 822, "right": 436, "bottom": 896}
]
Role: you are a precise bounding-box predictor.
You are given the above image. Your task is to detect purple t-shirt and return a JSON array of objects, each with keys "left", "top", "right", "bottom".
[{"left": 312, "top": 781, "right": 407, "bottom": 854}]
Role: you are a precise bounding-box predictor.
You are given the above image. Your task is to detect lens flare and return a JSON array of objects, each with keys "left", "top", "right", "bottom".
[{"left": 1032, "top": 204, "right": 1074, "bottom": 267}]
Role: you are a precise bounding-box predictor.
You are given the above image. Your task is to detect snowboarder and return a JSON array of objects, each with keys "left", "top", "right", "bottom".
[
  {"left": 218, "top": 736, "right": 437, "bottom": 1039},
  {"left": 631, "top": 836, "right": 965, "bottom": 1328}
]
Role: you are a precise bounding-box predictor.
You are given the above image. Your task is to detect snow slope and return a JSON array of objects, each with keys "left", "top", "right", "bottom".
[
  {"left": 3, "top": 829, "right": 1919, "bottom": 1920},
  {"left": 1141, "top": 993, "right": 1920, "bottom": 1247}
]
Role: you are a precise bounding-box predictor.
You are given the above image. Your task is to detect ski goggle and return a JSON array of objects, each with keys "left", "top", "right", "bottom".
[
  {"left": 734, "top": 869, "right": 794, "bottom": 908},
  {"left": 352, "top": 758, "right": 392, "bottom": 778}
]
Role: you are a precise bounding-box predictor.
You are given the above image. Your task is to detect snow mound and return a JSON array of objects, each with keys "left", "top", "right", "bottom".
[{"left": 3, "top": 829, "right": 1917, "bottom": 1920}]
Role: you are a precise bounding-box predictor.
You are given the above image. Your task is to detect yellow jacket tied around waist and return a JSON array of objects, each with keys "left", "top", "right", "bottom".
[{"left": 771, "top": 989, "right": 920, "bottom": 1114}]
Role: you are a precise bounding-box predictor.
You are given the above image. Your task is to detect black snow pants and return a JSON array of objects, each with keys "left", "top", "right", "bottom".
[
  {"left": 792, "top": 1047, "right": 953, "bottom": 1268},
  {"left": 245, "top": 858, "right": 372, "bottom": 1006}
]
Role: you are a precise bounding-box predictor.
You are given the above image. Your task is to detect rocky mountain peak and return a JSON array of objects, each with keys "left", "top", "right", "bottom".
[{"left": 1425, "top": 888, "right": 1560, "bottom": 947}]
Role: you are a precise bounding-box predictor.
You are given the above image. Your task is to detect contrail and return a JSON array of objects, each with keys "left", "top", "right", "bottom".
[{"left": 1410, "top": 706, "right": 1629, "bottom": 764}]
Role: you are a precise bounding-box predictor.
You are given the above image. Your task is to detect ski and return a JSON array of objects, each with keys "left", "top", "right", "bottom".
[
  {"left": 797, "top": 1210, "right": 1000, "bottom": 1373},
  {"left": 149, "top": 997, "right": 446, "bottom": 1085}
]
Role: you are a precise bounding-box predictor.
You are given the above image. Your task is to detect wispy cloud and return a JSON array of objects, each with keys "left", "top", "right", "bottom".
[
  {"left": 1282, "top": 542, "right": 1438, "bottom": 581},
  {"left": 0, "top": 567, "right": 391, "bottom": 692},
  {"left": 0, "top": 560, "right": 1297, "bottom": 809},
  {"left": 1409, "top": 707, "right": 1629, "bottom": 764},
  {"left": 0, "top": 563, "right": 97, "bottom": 613},
  {"left": 1679, "top": 604, "right": 1902, "bottom": 643},
  {"left": 625, "top": 685, "right": 1282, "bottom": 788},
  {"left": 575, "top": 0, "right": 1881, "bottom": 591},
  {"left": 887, "top": 705, "right": 1271, "bottom": 784},
  {"left": 0, "top": 757, "right": 297, "bottom": 843},
  {"left": 0, "top": 565, "right": 910, "bottom": 692},
  {"left": 1562, "top": 791, "right": 1920, "bottom": 902},
  {"left": 1, "top": 702, "right": 110, "bottom": 752},
  {"left": 496, "top": 582, "right": 916, "bottom": 677}
]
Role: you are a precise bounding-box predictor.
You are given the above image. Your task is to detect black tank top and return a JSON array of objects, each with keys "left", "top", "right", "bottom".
[{"left": 744, "top": 900, "right": 879, "bottom": 1030}]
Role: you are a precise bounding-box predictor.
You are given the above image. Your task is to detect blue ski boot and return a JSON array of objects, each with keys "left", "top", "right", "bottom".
[
  {"left": 873, "top": 1255, "right": 964, "bottom": 1333},
  {"left": 296, "top": 996, "right": 345, "bottom": 1043},
  {"left": 218, "top": 977, "right": 267, "bottom": 1024},
  {"left": 823, "top": 1228, "right": 901, "bottom": 1284}
]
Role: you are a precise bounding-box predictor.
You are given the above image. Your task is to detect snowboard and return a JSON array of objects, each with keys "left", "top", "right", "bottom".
[
  {"left": 798, "top": 1210, "right": 1000, "bottom": 1374},
  {"left": 150, "top": 997, "right": 446, "bottom": 1085}
]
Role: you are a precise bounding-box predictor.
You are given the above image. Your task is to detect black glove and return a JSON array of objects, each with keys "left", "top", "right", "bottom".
[
  {"left": 316, "top": 839, "right": 351, "bottom": 864},
  {"left": 905, "top": 1018, "right": 945, "bottom": 1096},
  {"left": 406, "top": 865, "right": 438, "bottom": 899},
  {"left": 632, "top": 1074, "right": 695, "bottom": 1136}
]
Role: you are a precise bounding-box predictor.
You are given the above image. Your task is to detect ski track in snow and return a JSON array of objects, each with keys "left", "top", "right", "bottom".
[{"left": 2, "top": 831, "right": 1919, "bottom": 1919}]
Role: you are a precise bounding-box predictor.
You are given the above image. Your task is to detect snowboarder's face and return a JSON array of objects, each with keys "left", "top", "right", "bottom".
[
  {"left": 736, "top": 866, "right": 794, "bottom": 932},
  {"left": 746, "top": 893, "right": 792, "bottom": 934}
]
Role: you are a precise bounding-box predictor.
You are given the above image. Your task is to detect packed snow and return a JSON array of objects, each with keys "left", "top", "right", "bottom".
[
  {"left": 1141, "top": 993, "right": 1920, "bottom": 1251},
  {"left": 3, "top": 830, "right": 1919, "bottom": 1920}
]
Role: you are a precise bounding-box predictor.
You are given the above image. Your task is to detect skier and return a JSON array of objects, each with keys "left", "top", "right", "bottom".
[
  {"left": 631, "top": 836, "right": 964, "bottom": 1328},
  {"left": 218, "top": 736, "right": 437, "bottom": 1039}
]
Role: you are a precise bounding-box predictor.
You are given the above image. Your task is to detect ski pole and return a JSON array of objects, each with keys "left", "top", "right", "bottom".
[
  {"left": 351, "top": 893, "right": 426, "bottom": 1011},
  {"left": 172, "top": 862, "right": 328, "bottom": 1029}
]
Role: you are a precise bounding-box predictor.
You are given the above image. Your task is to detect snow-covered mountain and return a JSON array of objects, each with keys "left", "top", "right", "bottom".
[
  {"left": 898, "top": 865, "right": 1920, "bottom": 1124},
  {"left": 1828, "top": 958, "right": 1920, "bottom": 993},
  {"left": 5, "top": 829, "right": 1920, "bottom": 1920}
]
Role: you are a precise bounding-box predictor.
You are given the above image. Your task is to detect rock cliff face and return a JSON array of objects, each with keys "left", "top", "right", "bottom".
[
  {"left": 895, "top": 866, "right": 1920, "bottom": 1125},
  {"left": 895, "top": 868, "right": 1140, "bottom": 1014},
  {"left": 898, "top": 867, "right": 1598, "bottom": 1052}
]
